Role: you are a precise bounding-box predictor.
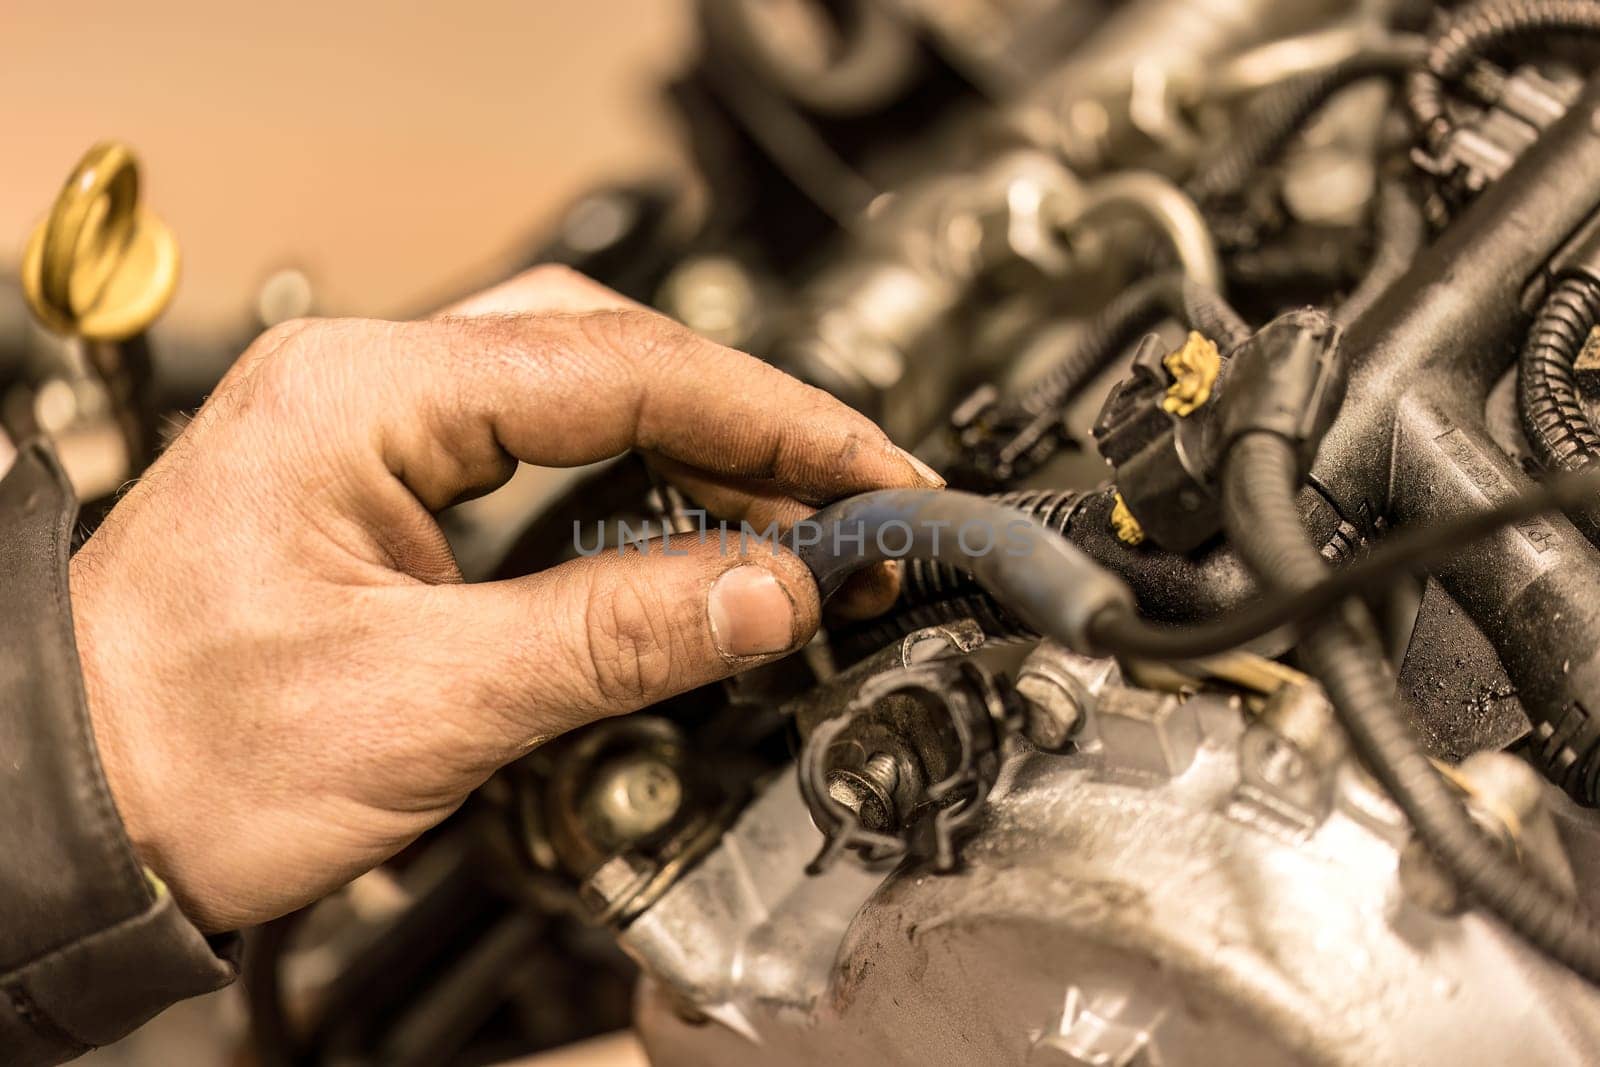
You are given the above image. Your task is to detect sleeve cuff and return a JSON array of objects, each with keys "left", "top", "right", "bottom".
[{"left": 0, "top": 439, "right": 237, "bottom": 1064}]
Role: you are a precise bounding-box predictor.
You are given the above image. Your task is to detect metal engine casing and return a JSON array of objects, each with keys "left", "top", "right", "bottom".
[{"left": 622, "top": 679, "right": 1600, "bottom": 1066}]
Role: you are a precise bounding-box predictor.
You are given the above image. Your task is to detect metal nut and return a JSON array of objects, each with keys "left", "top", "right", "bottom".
[
  {"left": 1017, "top": 643, "right": 1120, "bottom": 753},
  {"left": 580, "top": 852, "right": 658, "bottom": 922},
  {"left": 1018, "top": 673, "right": 1086, "bottom": 752}
]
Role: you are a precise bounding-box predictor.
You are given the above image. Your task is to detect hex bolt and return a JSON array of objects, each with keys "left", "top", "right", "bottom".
[
  {"left": 1018, "top": 671, "right": 1086, "bottom": 752},
  {"left": 1237, "top": 681, "right": 1344, "bottom": 826},
  {"left": 579, "top": 851, "right": 658, "bottom": 923},
  {"left": 1259, "top": 682, "right": 1346, "bottom": 772},
  {"left": 826, "top": 753, "right": 902, "bottom": 832},
  {"left": 1016, "top": 643, "right": 1119, "bottom": 753}
]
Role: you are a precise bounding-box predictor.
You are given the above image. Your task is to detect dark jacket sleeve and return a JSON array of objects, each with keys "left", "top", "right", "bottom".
[{"left": 0, "top": 439, "right": 237, "bottom": 1064}]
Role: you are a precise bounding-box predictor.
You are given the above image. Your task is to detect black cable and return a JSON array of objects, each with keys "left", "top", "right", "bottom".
[
  {"left": 1187, "top": 50, "right": 1415, "bottom": 205},
  {"left": 1519, "top": 275, "right": 1600, "bottom": 471},
  {"left": 1218, "top": 431, "right": 1600, "bottom": 986},
  {"left": 1007, "top": 274, "right": 1186, "bottom": 423},
  {"left": 1086, "top": 461, "right": 1600, "bottom": 658},
  {"left": 1407, "top": 0, "right": 1600, "bottom": 152},
  {"left": 1336, "top": 179, "right": 1427, "bottom": 326},
  {"left": 1182, "top": 278, "right": 1252, "bottom": 352}
]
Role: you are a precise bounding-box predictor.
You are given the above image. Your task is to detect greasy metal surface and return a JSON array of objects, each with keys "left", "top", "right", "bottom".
[
  {"left": 620, "top": 766, "right": 886, "bottom": 1034},
  {"left": 1397, "top": 579, "right": 1530, "bottom": 762},
  {"left": 1287, "top": 71, "right": 1600, "bottom": 796},
  {"left": 632, "top": 688, "right": 1600, "bottom": 1066}
]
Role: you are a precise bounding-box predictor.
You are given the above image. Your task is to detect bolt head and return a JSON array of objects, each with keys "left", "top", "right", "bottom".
[
  {"left": 826, "top": 762, "right": 898, "bottom": 832},
  {"left": 580, "top": 851, "right": 657, "bottom": 917},
  {"left": 1018, "top": 674, "right": 1084, "bottom": 752},
  {"left": 585, "top": 754, "right": 684, "bottom": 844}
]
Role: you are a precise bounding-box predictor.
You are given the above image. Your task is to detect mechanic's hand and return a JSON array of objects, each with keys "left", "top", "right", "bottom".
[{"left": 69, "top": 266, "right": 941, "bottom": 931}]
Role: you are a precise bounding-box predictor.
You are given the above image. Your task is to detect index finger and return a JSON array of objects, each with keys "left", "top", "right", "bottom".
[{"left": 358, "top": 306, "right": 942, "bottom": 510}]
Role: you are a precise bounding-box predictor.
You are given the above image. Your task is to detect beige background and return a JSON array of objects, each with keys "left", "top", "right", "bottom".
[{"left": 3, "top": 1, "right": 694, "bottom": 336}]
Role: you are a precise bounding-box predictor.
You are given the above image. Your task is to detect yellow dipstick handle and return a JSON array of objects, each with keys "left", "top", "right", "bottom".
[{"left": 21, "top": 142, "right": 179, "bottom": 341}]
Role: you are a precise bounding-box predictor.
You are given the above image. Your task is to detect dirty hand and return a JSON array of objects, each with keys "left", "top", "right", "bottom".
[{"left": 69, "top": 266, "right": 940, "bottom": 930}]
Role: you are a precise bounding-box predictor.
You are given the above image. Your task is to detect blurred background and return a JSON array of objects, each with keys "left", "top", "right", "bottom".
[{"left": 3, "top": 2, "right": 693, "bottom": 336}]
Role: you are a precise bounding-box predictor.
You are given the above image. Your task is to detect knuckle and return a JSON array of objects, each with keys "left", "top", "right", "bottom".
[
  {"left": 251, "top": 321, "right": 334, "bottom": 396},
  {"left": 580, "top": 573, "right": 678, "bottom": 708},
  {"left": 580, "top": 307, "right": 696, "bottom": 366},
  {"left": 251, "top": 316, "right": 318, "bottom": 358},
  {"left": 199, "top": 320, "right": 315, "bottom": 424},
  {"left": 447, "top": 311, "right": 524, "bottom": 359},
  {"left": 251, "top": 317, "right": 356, "bottom": 378}
]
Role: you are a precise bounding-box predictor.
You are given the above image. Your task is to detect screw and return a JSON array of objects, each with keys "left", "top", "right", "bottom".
[{"left": 826, "top": 753, "right": 902, "bottom": 832}]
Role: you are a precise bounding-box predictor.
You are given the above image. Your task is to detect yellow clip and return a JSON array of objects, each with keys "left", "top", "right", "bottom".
[
  {"left": 21, "top": 142, "right": 179, "bottom": 341},
  {"left": 1110, "top": 491, "right": 1145, "bottom": 546},
  {"left": 1161, "top": 331, "right": 1221, "bottom": 417}
]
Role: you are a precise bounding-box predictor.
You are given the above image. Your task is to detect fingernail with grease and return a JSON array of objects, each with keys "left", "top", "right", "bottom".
[
  {"left": 896, "top": 447, "right": 946, "bottom": 488},
  {"left": 709, "top": 565, "right": 796, "bottom": 657}
]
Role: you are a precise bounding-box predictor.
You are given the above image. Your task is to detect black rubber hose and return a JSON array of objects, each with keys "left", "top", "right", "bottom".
[
  {"left": 1220, "top": 431, "right": 1600, "bottom": 985},
  {"left": 831, "top": 490, "right": 1082, "bottom": 656},
  {"left": 1187, "top": 50, "right": 1414, "bottom": 205},
  {"left": 788, "top": 489, "right": 1134, "bottom": 652},
  {"left": 1182, "top": 278, "right": 1252, "bottom": 352},
  {"left": 822, "top": 464, "right": 1600, "bottom": 661},
  {"left": 1336, "top": 180, "right": 1427, "bottom": 326},
  {"left": 1408, "top": 0, "right": 1600, "bottom": 151},
  {"left": 830, "top": 488, "right": 1256, "bottom": 659},
  {"left": 898, "top": 489, "right": 1085, "bottom": 598},
  {"left": 1005, "top": 274, "right": 1249, "bottom": 423},
  {"left": 1519, "top": 275, "right": 1600, "bottom": 471}
]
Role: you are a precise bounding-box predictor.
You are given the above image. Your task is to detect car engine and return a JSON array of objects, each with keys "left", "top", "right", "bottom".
[{"left": 15, "top": 0, "right": 1600, "bottom": 1063}]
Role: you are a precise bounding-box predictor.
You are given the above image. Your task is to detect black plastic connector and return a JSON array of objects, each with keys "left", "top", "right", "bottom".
[
  {"left": 1217, "top": 308, "right": 1347, "bottom": 474},
  {"left": 1087, "top": 310, "right": 1347, "bottom": 554}
]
